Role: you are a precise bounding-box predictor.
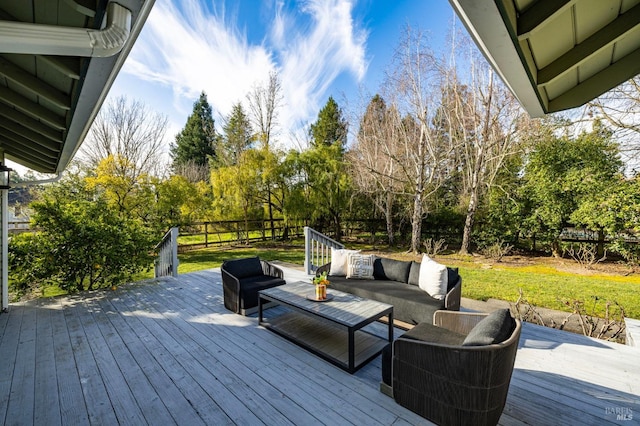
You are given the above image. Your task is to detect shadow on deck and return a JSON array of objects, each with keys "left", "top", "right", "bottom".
[{"left": 0, "top": 267, "right": 637, "bottom": 425}]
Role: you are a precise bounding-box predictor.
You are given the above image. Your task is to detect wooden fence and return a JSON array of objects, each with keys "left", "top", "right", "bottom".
[{"left": 176, "top": 219, "right": 306, "bottom": 251}]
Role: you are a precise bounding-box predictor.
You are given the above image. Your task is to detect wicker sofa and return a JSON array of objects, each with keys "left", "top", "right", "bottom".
[
  {"left": 316, "top": 256, "right": 461, "bottom": 325},
  {"left": 381, "top": 309, "right": 521, "bottom": 425}
]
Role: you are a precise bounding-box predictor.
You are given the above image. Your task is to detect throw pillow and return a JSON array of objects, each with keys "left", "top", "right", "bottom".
[
  {"left": 447, "top": 267, "right": 460, "bottom": 290},
  {"left": 346, "top": 253, "right": 375, "bottom": 279},
  {"left": 329, "top": 248, "right": 360, "bottom": 276},
  {"left": 373, "top": 257, "right": 412, "bottom": 283},
  {"left": 462, "top": 309, "right": 516, "bottom": 346},
  {"left": 408, "top": 261, "right": 421, "bottom": 286},
  {"left": 418, "top": 255, "right": 448, "bottom": 300}
]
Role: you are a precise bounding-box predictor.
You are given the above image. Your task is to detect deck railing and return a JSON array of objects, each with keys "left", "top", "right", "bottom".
[
  {"left": 304, "top": 226, "right": 344, "bottom": 275},
  {"left": 155, "top": 227, "right": 179, "bottom": 278}
]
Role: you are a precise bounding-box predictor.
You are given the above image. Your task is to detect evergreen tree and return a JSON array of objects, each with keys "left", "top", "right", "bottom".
[
  {"left": 170, "top": 91, "right": 218, "bottom": 178},
  {"left": 309, "top": 96, "right": 348, "bottom": 149},
  {"left": 220, "top": 102, "right": 253, "bottom": 166}
]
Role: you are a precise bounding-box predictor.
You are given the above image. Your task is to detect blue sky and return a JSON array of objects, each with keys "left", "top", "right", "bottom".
[{"left": 109, "top": 0, "right": 458, "bottom": 150}]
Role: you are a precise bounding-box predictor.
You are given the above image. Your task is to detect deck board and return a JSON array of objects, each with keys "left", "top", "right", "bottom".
[
  {"left": 6, "top": 302, "right": 36, "bottom": 426},
  {"left": 33, "top": 301, "right": 61, "bottom": 426},
  {"left": 1, "top": 267, "right": 638, "bottom": 425}
]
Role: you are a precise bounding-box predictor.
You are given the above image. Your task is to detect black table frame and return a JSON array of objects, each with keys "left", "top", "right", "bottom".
[{"left": 258, "top": 282, "right": 393, "bottom": 373}]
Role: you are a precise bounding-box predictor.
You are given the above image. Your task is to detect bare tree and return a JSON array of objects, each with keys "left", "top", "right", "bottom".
[
  {"left": 589, "top": 76, "right": 640, "bottom": 169},
  {"left": 441, "top": 39, "right": 524, "bottom": 255},
  {"left": 80, "top": 95, "right": 168, "bottom": 179},
  {"left": 247, "top": 71, "right": 283, "bottom": 149},
  {"left": 376, "top": 26, "right": 453, "bottom": 253},
  {"left": 246, "top": 71, "right": 284, "bottom": 238},
  {"left": 349, "top": 94, "right": 403, "bottom": 245},
  {"left": 172, "top": 160, "right": 210, "bottom": 183}
]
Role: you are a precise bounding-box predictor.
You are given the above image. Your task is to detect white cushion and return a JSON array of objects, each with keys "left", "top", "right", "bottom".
[
  {"left": 418, "top": 254, "right": 448, "bottom": 300},
  {"left": 346, "top": 253, "right": 374, "bottom": 279},
  {"left": 329, "top": 248, "right": 360, "bottom": 276}
]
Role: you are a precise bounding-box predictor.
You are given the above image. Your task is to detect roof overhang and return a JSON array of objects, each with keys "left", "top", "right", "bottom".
[
  {"left": 449, "top": 0, "right": 640, "bottom": 117},
  {"left": 0, "top": 0, "right": 155, "bottom": 174}
]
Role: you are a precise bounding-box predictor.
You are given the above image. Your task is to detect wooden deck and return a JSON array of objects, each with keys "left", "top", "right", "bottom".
[{"left": 1, "top": 268, "right": 638, "bottom": 425}]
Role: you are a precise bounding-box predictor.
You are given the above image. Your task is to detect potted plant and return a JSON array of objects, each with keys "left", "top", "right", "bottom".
[{"left": 312, "top": 271, "right": 330, "bottom": 300}]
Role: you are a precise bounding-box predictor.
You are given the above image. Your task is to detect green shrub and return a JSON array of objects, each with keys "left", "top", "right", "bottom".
[{"left": 10, "top": 197, "right": 155, "bottom": 294}]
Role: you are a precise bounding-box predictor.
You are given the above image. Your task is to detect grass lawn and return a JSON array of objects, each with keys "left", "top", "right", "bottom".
[
  {"left": 167, "top": 243, "right": 639, "bottom": 319},
  {"left": 25, "top": 241, "right": 639, "bottom": 320},
  {"left": 448, "top": 260, "right": 639, "bottom": 319}
]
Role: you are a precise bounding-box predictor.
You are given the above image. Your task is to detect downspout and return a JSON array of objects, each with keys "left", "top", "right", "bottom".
[
  {"left": 0, "top": 2, "right": 132, "bottom": 57},
  {"left": 1, "top": 180, "right": 6, "bottom": 312},
  {"left": 1, "top": 154, "right": 7, "bottom": 311}
]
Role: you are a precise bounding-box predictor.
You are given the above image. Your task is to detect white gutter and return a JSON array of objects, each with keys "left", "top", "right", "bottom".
[{"left": 0, "top": 2, "right": 131, "bottom": 57}]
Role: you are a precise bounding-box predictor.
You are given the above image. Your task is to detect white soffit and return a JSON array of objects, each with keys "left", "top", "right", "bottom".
[{"left": 449, "top": 0, "right": 640, "bottom": 117}]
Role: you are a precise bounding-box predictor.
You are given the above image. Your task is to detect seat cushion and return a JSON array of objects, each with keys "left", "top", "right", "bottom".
[
  {"left": 223, "top": 257, "right": 264, "bottom": 279},
  {"left": 373, "top": 257, "right": 412, "bottom": 283},
  {"left": 462, "top": 309, "right": 516, "bottom": 346},
  {"left": 401, "top": 322, "right": 467, "bottom": 346},
  {"left": 382, "top": 323, "right": 466, "bottom": 386},
  {"left": 238, "top": 276, "right": 286, "bottom": 310}
]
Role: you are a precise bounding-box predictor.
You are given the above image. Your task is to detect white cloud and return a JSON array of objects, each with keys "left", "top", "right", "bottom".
[{"left": 122, "top": 0, "right": 368, "bottom": 147}]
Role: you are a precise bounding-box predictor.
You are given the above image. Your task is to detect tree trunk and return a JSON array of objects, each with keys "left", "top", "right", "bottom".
[
  {"left": 385, "top": 192, "right": 394, "bottom": 246},
  {"left": 243, "top": 205, "right": 250, "bottom": 245},
  {"left": 268, "top": 187, "right": 275, "bottom": 240},
  {"left": 333, "top": 212, "right": 342, "bottom": 241},
  {"left": 597, "top": 229, "right": 605, "bottom": 258},
  {"left": 460, "top": 187, "right": 479, "bottom": 254},
  {"left": 410, "top": 190, "right": 423, "bottom": 253}
]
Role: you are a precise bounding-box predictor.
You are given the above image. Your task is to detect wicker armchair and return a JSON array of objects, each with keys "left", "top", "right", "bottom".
[
  {"left": 221, "top": 257, "right": 286, "bottom": 315},
  {"left": 382, "top": 310, "right": 521, "bottom": 426}
]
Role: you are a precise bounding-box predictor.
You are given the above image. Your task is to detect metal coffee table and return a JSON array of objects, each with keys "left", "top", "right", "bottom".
[{"left": 258, "top": 281, "right": 393, "bottom": 373}]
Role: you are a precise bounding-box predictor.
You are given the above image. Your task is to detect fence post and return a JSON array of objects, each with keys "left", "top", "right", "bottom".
[
  {"left": 170, "top": 227, "right": 179, "bottom": 277},
  {"left": 304, "top": 226, "right": 311, "bottom": 275}
]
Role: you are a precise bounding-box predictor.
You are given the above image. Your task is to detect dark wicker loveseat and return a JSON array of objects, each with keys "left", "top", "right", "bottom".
[
  {"left": 381, "top": 309, "right": 522, "bottom": 425},
  {"left": 221, "top": 257, "right": 286, "bottom": 315},
  {"left": 316, "top": 256, "right": 461, "bottom": 325}
]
